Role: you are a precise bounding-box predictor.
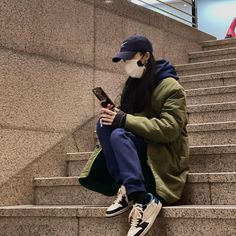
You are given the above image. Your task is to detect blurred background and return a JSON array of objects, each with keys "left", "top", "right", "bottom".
[{"left": 129, "top": 0, "right": 236, "bottom": 39}]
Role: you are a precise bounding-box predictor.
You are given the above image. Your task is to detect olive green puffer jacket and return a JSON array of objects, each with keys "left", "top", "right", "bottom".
[{"left": 79, "top": 77, "right": 189, "bottom": 205}]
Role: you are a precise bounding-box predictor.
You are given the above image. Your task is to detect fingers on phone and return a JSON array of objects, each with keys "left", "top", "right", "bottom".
[{"left": 108, "top": 104, "right": 115, "bottom": 110}]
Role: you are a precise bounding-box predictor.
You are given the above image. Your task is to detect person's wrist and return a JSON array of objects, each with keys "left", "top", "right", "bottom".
[{"left": 112, "top": 110, "right": 126, "bottom": 128}]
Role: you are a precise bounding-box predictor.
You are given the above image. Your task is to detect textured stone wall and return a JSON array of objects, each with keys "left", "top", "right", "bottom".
[{"left": 0, "top": 0, "right": 215, "bottom": 205}]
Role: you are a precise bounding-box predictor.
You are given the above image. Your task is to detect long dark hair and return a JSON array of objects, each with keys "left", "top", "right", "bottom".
[{"left": 120, "top": 52, "right": 157, "bottom": 115}]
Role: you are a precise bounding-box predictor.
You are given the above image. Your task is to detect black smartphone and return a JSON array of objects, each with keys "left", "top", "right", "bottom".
[{"left": 92, "top": 87, "right": 115, "bottom": 108}]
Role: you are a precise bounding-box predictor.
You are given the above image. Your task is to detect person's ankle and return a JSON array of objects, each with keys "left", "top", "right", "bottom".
[{"left": 129, "top": 191, "right": 151, "bottom": 205}]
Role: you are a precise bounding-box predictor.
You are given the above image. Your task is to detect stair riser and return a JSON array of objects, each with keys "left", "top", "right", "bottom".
[
  {"left": 181, "top": 183, "right": 235, "bottom": 205},
  {"left": 202, "top": 43, "right": 236, "bottom": 51},
  {"left": 79, "top": 216, "right": 129, "bottom": 236},
  {"left": 95, "top": 128, "right": 235, "bottom": 153},
  {"left": 180, "top": 75, "right": 236, "bottom": 89},
  {"left": 189, "top": 53, "right": 236, "bottom": 63},
  {"left": 190, "top": 153, "right": 236, "bottom": 173},
  {"left": 34, "top": 186, "right": 112, "bottom": 206},
  {"left": 177, "top": 64, "right": 236, "bottom": 76},
  {"left": 180, "top": 78, "right": 225, "bottom": 89},
  {"left": 79, "top": 216, "right": 235, "bottom": 236},
  {"left": 187, "top": 92, "right": 236, "bottom": 105},
  {"left": 188, "top": 129, "right": 236, "bottom": 146},
  {"left": 155, "top": 218, "right": 235, "bottom": 236},
  {"left": 0, "top": 215, "right": 234, "bottom": 236},
  {"left": 0, "top": 217, "right": 78, "bottom": 236},
  {"left": 67, "top": 153, "right": 236, "bottom": 176},
  {"left": 67, "top": 160, "right": 87, "bottom": 177},
  {"left": 34, "top": 182, "right": 235, "bottom": 205},
  {"left": 188, "top": 109, "right": 236, "bottom": 123}
]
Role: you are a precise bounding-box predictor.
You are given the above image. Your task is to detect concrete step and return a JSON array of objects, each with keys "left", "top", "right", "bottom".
[
  {"left": 187, "top": 121, "right": 236, "bottom": 146},
  {"left": 190, "top": 145, "right": 236, "bottom": 173},
  {"left": 66, "top": 152, "right": 92, "bottom": 177},
  {"left": 188, "top": 47, "right": 236, "bottom": 63},
  {"left": 186, "top": 85, "right": 236, "bottom": 105},
  {"left": 188, "top": 101, "right": 236, "bottom": 123},
  {"left": 180, "top": 71, "right": 236, "bottom": 89},
  {"left": 66, "top": 145, "right": 236, "bottom": 176},
  {"left": 34, "top": 172, "right": 236, "bottom": 206},
  {"left": 201, "top": 38, "right": 236, "bottom": 51},
  {"left": 0, "top": 205, "right": 79, "bottom": 236},
  {"left": 176, "top": 58, "right": 236, "bottom": 76},
  {"left": 0, "top": 205, "right": 235, "bottom": 236},
  {"left": 93, "top": 121, "right": 235, "bottom": 147},
  {"left": 182, "top": 172, "right": 236, "bottom": 205}
]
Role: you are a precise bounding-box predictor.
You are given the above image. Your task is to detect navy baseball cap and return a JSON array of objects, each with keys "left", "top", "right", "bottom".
[{"left": 112, "top": 34, "right": 153, "bottom": 63}]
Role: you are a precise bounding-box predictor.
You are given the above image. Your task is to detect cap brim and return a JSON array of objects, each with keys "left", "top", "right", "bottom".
[{"left": 112, "top": 51, "right": 136, "bottom": 63}]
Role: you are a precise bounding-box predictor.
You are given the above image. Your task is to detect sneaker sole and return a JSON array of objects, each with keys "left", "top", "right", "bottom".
[
  {"left": 106, "top": 204, "right": 133, "bottom": 218},
  {"left": 139, "top": 201, "right": 162, "bottom": 236}
]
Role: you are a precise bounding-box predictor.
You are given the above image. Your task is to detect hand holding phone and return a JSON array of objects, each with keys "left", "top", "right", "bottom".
[{"left": 92, "top": 87, "right": 115, "bottom": 109}]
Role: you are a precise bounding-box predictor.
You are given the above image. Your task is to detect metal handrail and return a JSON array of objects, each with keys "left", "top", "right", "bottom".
[
  {"left": 154, "top": 0, "right": 195, "bottom": 18},
  {"left": 129, "top": 0, "right": 197, "bottom": 27},
  {"left": 181, "top": 0, "right": 194, "bottom": 7}
]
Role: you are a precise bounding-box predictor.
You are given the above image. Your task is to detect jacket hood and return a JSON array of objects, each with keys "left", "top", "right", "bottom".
[{"left": 156, "top": 59, "right": 179, "bottom": 82}]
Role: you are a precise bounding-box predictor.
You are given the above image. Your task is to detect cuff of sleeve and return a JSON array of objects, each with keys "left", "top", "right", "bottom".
[
  {"left": 112, "top": 110, "right": 126, "bottom": 128},
  {"left": 119, "top": 111, "right": 126, "bottom": 128}
]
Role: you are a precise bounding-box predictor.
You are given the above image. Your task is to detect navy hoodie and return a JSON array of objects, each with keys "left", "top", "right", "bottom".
[{"left": 155, "top": 59, "right": 179, "bottom": 83}]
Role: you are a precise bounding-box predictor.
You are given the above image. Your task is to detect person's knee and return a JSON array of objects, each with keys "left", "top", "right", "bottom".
[{"left": 110, "top": 128, "right": 125, "bottom": 144}]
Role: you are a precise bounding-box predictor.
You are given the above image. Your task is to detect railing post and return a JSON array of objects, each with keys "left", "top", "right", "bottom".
[{"left": 192, "top": 0, "right": 198, "bottom": 28}]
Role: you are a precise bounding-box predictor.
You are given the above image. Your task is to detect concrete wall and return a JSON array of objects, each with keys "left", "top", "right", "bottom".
[{"left": 0, "top": 0, "right": 215, "bottom": 205}]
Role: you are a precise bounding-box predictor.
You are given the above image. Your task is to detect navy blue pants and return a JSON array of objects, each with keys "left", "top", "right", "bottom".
[{"left": 96, "top": 121, "right": 147, "bottom": 197}]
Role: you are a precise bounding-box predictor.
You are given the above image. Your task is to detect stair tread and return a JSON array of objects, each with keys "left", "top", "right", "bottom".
[
  {"left": 188, "top": 101, "right": 236, "bottom": 112},
  {"left": 175, "top": 58, "right": 236, "bottom": 70},
  {"left": 201, "top": 38, "right": 236, "bottom": 46},
  {"left": 0, "top": 205, "right": 235, "bottom": 219},
  {"left": 34, "top": 172, "right": 236, "bottom": 186},
  {"left": 190, "top": 144, "right": 236, "bottom": 154},
  {"left": 66, "top": 144, "right": 236, "bottom": 160},
  {"left": 186, "top": 84, "right": 236, "bottom": 93},
  {"left": 180, "top": 70, "right": 236, "bottom": 84},
  {"left": 189, "top": 47, "right": 236, "bottom": 57},
  {"left": 187, "top": 121, "right": 236, "bottom": 132}
]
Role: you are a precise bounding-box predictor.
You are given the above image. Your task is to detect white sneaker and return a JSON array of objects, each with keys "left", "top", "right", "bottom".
[
  {"left": 106, "top": 185, "right": 133, "bottom": 217},
  {"left": 127, "top": 193, "right": 162, "bottom": 236}
]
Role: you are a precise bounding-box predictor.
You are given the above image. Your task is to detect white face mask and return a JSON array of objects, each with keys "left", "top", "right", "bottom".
[{"left": 124, "top": 59, "right": 146, "bottom": 79}]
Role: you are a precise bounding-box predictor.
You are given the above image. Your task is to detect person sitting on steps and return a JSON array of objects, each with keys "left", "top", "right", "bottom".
[{"left": 79, "top": 34, "right": 189, "bottom": 236}]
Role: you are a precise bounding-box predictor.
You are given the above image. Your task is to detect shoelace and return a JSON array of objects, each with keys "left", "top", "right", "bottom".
[
  {"left": 112, "top": 188, "right": 123, "bottom": 204},
  {"left": 128, "top": 205, "right": 143, "bottom": 227}
]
